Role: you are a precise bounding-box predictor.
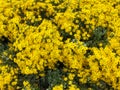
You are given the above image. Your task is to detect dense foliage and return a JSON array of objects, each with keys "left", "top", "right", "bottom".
[{"left": 0, "top": 0, "right": 120, "bottom": 90}]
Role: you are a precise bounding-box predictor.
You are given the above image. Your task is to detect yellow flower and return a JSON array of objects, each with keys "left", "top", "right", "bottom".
[
  {"left": 68, "top": 80, "right": 72, "bottom": 85},
  {"left": 23, "top": 81, "right": 29, "bottom": 87},
  {"left": 68, "top": 84, "right": 80, "bottom": 90},
  {"left": 64, "top": 77, "right": 68, "bottom": 81},
  {"left": 23, "top": 80, "right": 31, "bottom": 90},
  {"left": 52, "top": 84, "right": 63, "bottom": 90},
  {"left": 11, "top": 81, "right": 17, "bottom": 86},
  {"left": 68, "top": 73, "right": 75, "bottom": 80}
]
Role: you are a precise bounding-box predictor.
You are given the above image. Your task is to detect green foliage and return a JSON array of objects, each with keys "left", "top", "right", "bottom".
[{"left": 85, "top": 26, "right": 108, "bottom": 48}]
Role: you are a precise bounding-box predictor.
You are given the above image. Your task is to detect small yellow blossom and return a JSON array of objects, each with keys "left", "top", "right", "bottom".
[
  {"left": 68, "top": 73, "right": 75, "bottom": 80},
  {"left": 52, "top": 84, "right": 63, "bottom": 90},
  {"left": 68, "top": 84, "right": 80, "bottom": 90}
]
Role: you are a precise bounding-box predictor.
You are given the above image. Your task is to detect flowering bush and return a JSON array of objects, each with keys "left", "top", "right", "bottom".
[{"left": 0, "top": 0, "right": 120, "bottom": 90}]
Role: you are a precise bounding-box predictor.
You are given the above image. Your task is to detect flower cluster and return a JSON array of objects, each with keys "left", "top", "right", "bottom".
[{"left": 0, "top": 0, "right": 120, "bottom": 90}]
